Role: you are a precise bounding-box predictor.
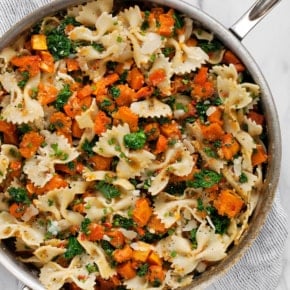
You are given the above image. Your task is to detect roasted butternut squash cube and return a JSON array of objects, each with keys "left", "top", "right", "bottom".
[{"left": 31, "top": 34, "right": 48, "bottom": 50}]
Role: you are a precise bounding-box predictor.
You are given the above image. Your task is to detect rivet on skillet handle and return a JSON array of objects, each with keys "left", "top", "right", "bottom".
[{"left": 230, "top": 0, "right": 281, "bottom": 40}]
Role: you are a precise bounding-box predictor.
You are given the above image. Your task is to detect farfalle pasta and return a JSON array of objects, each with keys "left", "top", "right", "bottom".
[{"left": 0, "top": 0, "right": 269, "bottom": 289}]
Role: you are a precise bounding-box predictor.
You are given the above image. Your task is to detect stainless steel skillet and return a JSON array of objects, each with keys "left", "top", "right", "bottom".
[{"left": 0, "top": 0, "right": 282, "bottom": 289}]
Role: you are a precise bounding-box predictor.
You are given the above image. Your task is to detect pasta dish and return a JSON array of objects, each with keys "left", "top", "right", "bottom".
[{"left": 0, "top": 0, "right": 268, "bottom": 289}]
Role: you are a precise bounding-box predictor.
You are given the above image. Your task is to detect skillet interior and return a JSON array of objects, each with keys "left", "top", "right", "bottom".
[{"left": 0, "top": 0, "right": 281, "bottom": 289}]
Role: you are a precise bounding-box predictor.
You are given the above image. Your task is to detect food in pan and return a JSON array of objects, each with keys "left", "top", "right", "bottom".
[{"left": 0, "top": 0, "right": 268, "bottom": 289}]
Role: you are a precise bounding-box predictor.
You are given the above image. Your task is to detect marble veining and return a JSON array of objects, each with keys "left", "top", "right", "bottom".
[{"left": 0, "top": 0, "right": 289, "bottom": 289}]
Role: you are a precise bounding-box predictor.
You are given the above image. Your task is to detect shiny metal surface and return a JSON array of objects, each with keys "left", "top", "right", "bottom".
[
  {"left": 0, "top": 0, "right": 282, "bottom": 289},
  {"left": 230, "top": 0, "right": 282, "bottom": 39}
]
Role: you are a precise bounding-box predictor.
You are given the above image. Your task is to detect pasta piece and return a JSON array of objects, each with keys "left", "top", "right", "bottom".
[
  {"left": 76, "top": 99, "right": 98, "bottom": 129},
  {"left": 0, "top": 47, "right": 17, "bottom": 70},
  {"left": 0, "top": 154, "right": 9, "bottom": 183},
  {"left": 0, "top": 73, "right": 44, "bottom": 124},
  {"left": 192, "top": 28, "right": 214, "bottom": 41},
  {"left": 153, "top": 192, "right": 197, "bottom": 228},
  {"left": 243, "top": 116, "right": 263, "bottom": 136},
  {"left": 82, "top": 168, "right": 135, "bottom": 191},
  {"left": 93, "top": 123, "right": 130, "bottom": 157},
  {"left": 22, "top": 245, "right": 66, "bottom": 265},
  {"left": 192, "top": 140, "right": 226, "bottom": 173},
  {"left": 130, "top": 98, "right": 172, "bottom": 118},
  {"left": 0, "top": 212, "right": 44, "bottom": 247},
  {"left": 78, "top": 238, "right": 116, "bottom": 279},
  {"left": 148, "top": 54, "right": 173, "bottom": 95},
  {"left": 75, "top": 0, "right": 113, "bottom": 26},
  {"left": 24, "top": 130, "right": 79, "bottom": 186},
  {"left": 211, "top": 64, "right": 238, "bottom": 81},
  {"left": 35, "top": 182, "right": 87, "bottom": 224},
  {"left": 118, "top": 5, "right": 143, "bottom": 28},
  {"left": 148, "top": 142, "right": 195, "bottom": 195},
  {"left": 169, "top": 39, "right": 209, "bottom": 75},
  {"left": 94, "top": 124, "right": 155, "bottom": 179},
  {"left": 39, "top": 255, "right": 96, "bottom": 290}
]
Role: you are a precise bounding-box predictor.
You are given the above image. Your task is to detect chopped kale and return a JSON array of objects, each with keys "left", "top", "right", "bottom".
[
  {"left": 198, "top": 39, "right": 223, "bottom": 53},
  {"left": 54, "top": 84, "right": 72, "bottom": 110},
  {"left": 64, "top": 236, "right": 85, "bottom": 259},
  {"left": 141, "top": 230, "right": 164, "bottom": 243},
  {"left": 81, "top": 138, "right": 96, "bottom": 156},
  {"left": 165, "top": 181, "right": 187, "bottom": 196},
  {"left": 187, "top": 169, "right": 222, "bottom": 189},
  {"left": 59, "top": 16, "right": 81, "bottom": 31},
  {"left": 197, "top": 198, "right": 204, "bottom": 211},
  {"left": 239, "top": 172, "right": 248, "bottom": 183},
  {"left": 124, "top": 131, "right": 147, "bottom": 150},
  {"left": 101, "top": 240, "right": 115, "bottom": 256},
  {"left": 141, "top": 11, "right": 150, "bottom": 31},
  {"left": 137, "top": 263, "right": 149, "bottom": 277},
  {"left": 67, "top": 161, "right": 76, "bottom": 171},
  {"left": 18, "top": 71, "right": 30, "bottom": 89},
  {"left": 50, "top": 143, "right": 69, "bottom": 161},
  {"left": 109, "top": 86, "right": 121, "bottom": 98},
  {"left": 91, "top": 42, "right": 105, "bottom": 52},
  {"left": 86, "top": 263, "right": 99, "bottom": 274},
  {"left": 212, "top": 96, "right": 223, "bottom": 106},
  {"left": 213, "top": 140, "right": 222, "bottom": 148},
  {"left": 7, "top": 187, "right": 31, "bottom": 205},
  {"left": 80, "top": 218, "right": 91, "bottom": 235},
  {"left": 203, "top": 147, "right": 217, "bottom": 158},
  {"left": 46, "top": 17, "right": 80, "bottom": 60},
  {"left": 17, "top": 123, "right": 32, "bottom": 135},
  {"left": 189, "top": 228, "right": 198, "bottom": 248},
  {"left": 47, "top": 32, "right": 73, "bottom": 60},
  {"left": 162, "top": 47, "right": 175, "bottom": 57},
  {"left": 196, "top": 100, "right": 210, "bottom": 122},
  {"left": 112, "top": 214, "right": 134, "bottom": 229},
  {"left": 206, "top": 206, "right": 230, "bottom": 234},
  {"left": 96, "top": 181, "right": 121, "bottom": 200},
  {"left": 118, "top": 70, "right": 128, "bottom": 84},
  {"left": 173, "top": 12, "right": 184, "bottom": 29},
  {"left": 99, "top": 98, "right": 112, "bottom": 110},
  {"left": 152, "top": 278, "right": 162, "bottom": 287}
]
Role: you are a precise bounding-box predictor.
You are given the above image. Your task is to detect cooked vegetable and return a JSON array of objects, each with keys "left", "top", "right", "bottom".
[
  {"left": 137, "top": 263, "right": 149, "bottom": 277},
  {"left": 54, "top": 84, "right": 72, "bottom": 110},
  {"left": 64, "top": 236, "right": 85, "bottom": 259},
  {"left": 8, "top": 187, "right": 31, "bottom": 205},
  {"left": 187, "top": 169, "right": 222, "bottom": 189},
  {"left": 116, "top": 261, "right": 136, "bottom": 279},
  {"left": 112, "top": 214, "right": 134, "bottom": 229},
  {"left": 213, "top": 189, "right": 244, "bottom": 218},
  {"left": 96, "top": 181, "right": 121, "bottom": 200},
  {"left": 31, "top": 34, "right": 48, "bottom": 50},
  {"left": 132, "top": 198, "right": 152, "bottom": 227},
  {"left": 252, "top": 144, "right": 268, "bottom": 166},
  {"left": 113, "top": 106, "right": 139, "bottom": 132},
  {"left": 113, "top": 244, "right": 133, "bottom": 263},
  {"left": 19, "top": 131, "right": 44, "bottom": 159},
  {"left": 206, "top": 206, "right": 230, "bottom": 234},
  {"left": 124, "top": 131, "right": 146, "bottom": 150}
]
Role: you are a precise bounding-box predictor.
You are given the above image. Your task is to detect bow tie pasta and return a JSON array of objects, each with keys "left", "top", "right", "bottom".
[{"left": 0, "top": 0, "right": 268, "bottom": 289}]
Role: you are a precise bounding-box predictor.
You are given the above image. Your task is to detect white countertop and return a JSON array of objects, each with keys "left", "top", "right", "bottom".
[{"left": 0, "top": 0, "right": 289, "bottom": 289}]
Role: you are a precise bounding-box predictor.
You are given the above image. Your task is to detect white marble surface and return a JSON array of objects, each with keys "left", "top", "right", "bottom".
[{"left": 0, "top": 0, "right": 289, "bottom": 289}]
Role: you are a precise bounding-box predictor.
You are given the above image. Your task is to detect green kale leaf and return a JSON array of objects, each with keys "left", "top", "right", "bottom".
[
  {"left": 8, "top": 187, "right": 31, "bottom": 205},
  {"left": 124, "top": 131, "right": 147, "bottom": 150},
  {"left": 64, "top": 236, "right": 85, "bottom": 259},
  {"left": 187, "top": 169, "right": 222, "bottom": 189},
  {"left": 96, "top": 181, "right": 121, "bottom": 200}
]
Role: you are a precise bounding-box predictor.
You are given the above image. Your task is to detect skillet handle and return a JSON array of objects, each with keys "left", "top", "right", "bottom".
[{"left": 230, "top": 0, "right": 281, "bottom": 40}]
